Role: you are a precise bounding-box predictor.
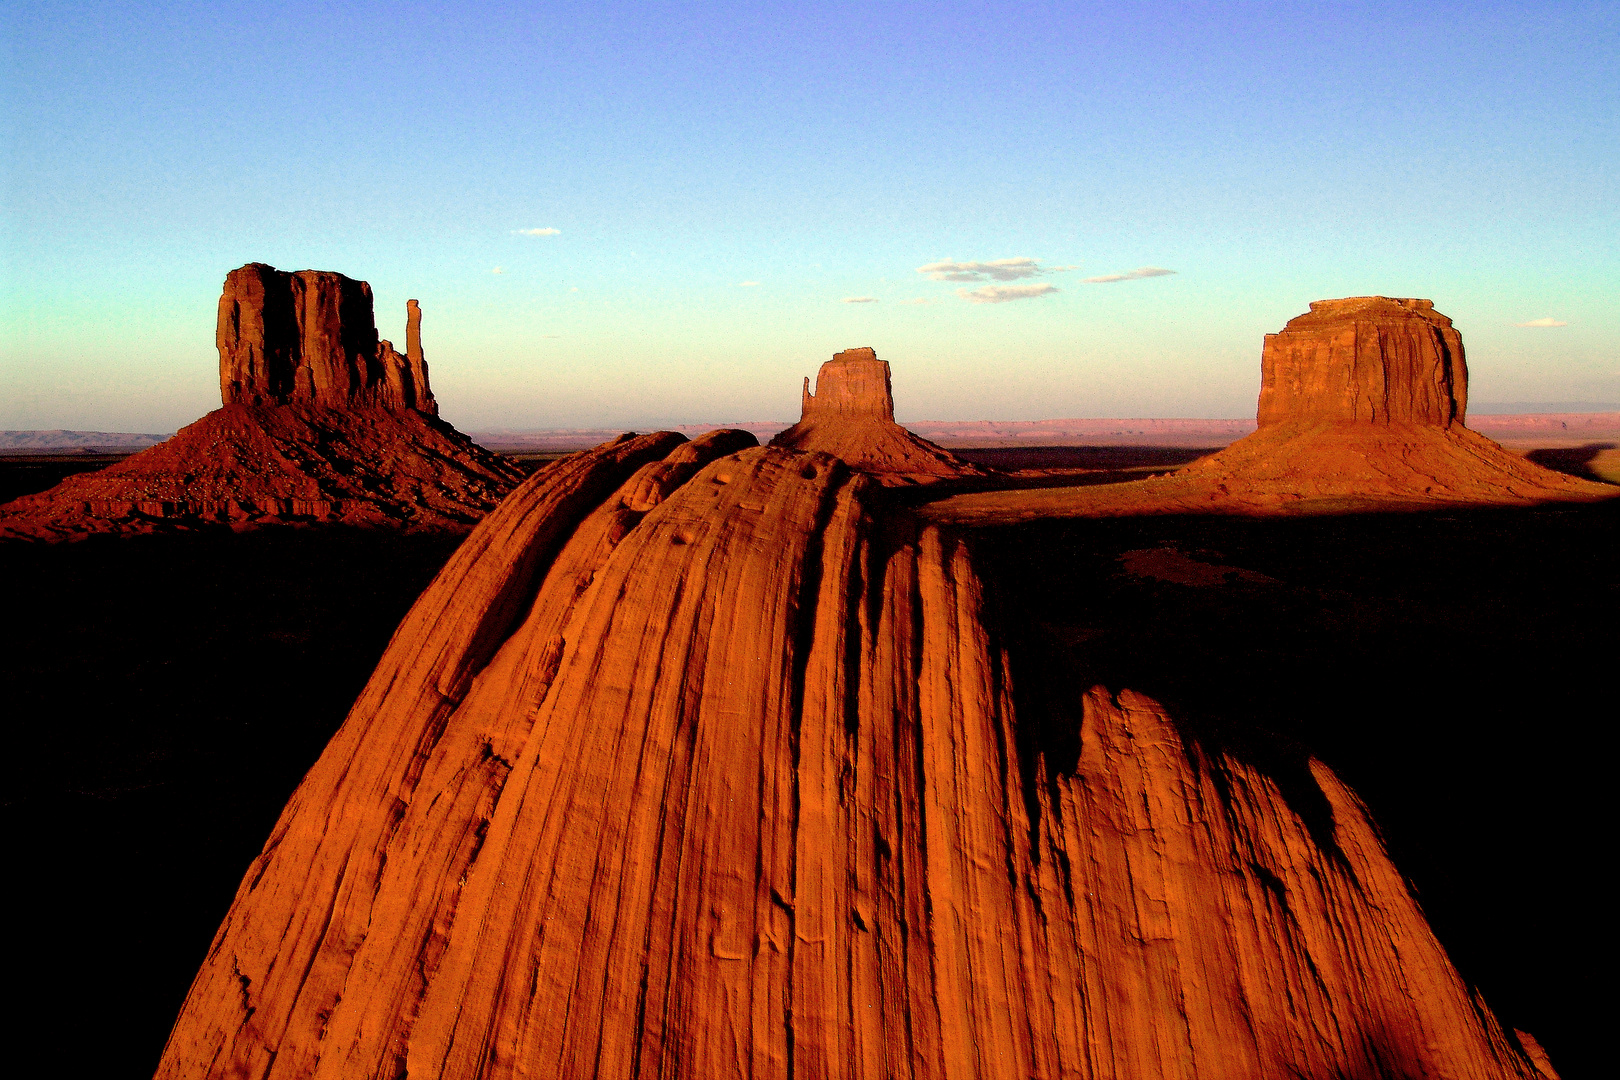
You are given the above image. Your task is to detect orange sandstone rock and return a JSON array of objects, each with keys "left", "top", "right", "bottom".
[
  {"left": 157, "top": 428, "right": 1551, "bottom": 1079},
  {"left": 1258, "top": 296, "right": 1466, "bottom": 427},
  {"left": 218, "top": 263, "right": 436, "bottom": 414},
  {"left": 1, "top": 267, "right": 521, "bottom": 539},
  {"left": 770, "top": 347, "right": 982, "bottom": 483},
  {"left": 923, "top": 299, "right": 1613, "bottom": 525}
]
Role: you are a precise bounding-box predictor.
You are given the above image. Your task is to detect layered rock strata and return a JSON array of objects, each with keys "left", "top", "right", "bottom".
[
  {"left": 1258, "top": 297, "right": 1467, "bottom": 427},
  {"left": 923, "top": 299, "right": 1611, "bottom": 524},
  {"left": 0, "top": 266, "right": 520, "bottom": 538},
  {"left": 158, "top": 429, "right": 1550, "bottom": 1079},
  {"left": 770, "top": 347, "right": 982, "bottom": 483},
  {"left": 218, "top": 263, "right": 436, "bottom": 414}
]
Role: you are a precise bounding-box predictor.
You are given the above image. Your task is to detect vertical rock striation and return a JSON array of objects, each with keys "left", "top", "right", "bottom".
[
  {"left": 218, "top": 263, "right": 436, "bottom": 414},
  {"left": 157, "top": 428, "right": 1552, "bottom": 1078},
  {"left": 770, "top": 348, "right": 981, "bottom": 484},
  {"left": 1256, "top": 296, "right": 1466, "bottom": 428}
]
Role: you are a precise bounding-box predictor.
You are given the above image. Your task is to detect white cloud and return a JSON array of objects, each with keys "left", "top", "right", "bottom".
[
  {"left": 517, "top": 227, "right": 561, "bottom": 236},
  {"left": 957, "top": 284, "right": 1058, "bottom": 304},
  {"left": 738, "top": 281, "right": 761, "bottom": 287},
  {"left": 491, "top": 266, "right": 505, "bottom": 275},
  {"left": 842, "top": 296, "right": 879, "bottom": 304},
  {"left": 918, "top": 257, "right": 1074, "bottom": 282},
  {"left": 1515, "top": 317, "right": 1568, "bottom": 327},
  {"left": 1082, "top": 266, "right": 1175, "bottom": 283}
]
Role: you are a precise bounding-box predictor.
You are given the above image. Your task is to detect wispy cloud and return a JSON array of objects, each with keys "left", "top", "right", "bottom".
[
  {"left": 1515, "top": 317, "right": 1568, "bottom": 327},
  {"left": 842, "top": 296, "right": 878, "bottom": 304},
  {"left": 958, "top": 284, "right": 1058, "bottom": 304},
  {"left": 516, "top": 227, "right": 561, "bottom": 236},
  {"left": 1082, "top": 267, "right": 1175, "bottom": 283},
  {"left": 738, "top": 281, "right": 761, "bottom": 287},
  {"left": 918, "top": 257, "right": 1075, "bottom": 283},
  {"left": 491, "top": 266, "right": 505, "bottom": 275}
]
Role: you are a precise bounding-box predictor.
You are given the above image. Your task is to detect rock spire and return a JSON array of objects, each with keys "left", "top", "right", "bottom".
[
  {"left": 1257, "top": 296, "right": 1466, "bottom": 428},
  {"left": 770, "top": 347, "right": 981, "bottom": 484},
  {"left": 217, "top": 263, "right": 437, "bottom": 414}
]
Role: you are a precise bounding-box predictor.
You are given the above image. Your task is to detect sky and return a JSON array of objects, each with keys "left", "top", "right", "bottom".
[{"left": 1, "top": 1, "right": 1616, "bottom": 433}]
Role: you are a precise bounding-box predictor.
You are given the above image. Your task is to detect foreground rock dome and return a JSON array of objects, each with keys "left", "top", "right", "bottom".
[{"left": 156, "top": 348, "right": 1558, "bottom": 1077}]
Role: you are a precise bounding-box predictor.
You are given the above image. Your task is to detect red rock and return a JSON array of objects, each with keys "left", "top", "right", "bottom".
[
  {"left": 1257, "top": 296, "right": 1466, "bottom": 427},
  {"left": 923, "top": 299, "right": 1614, "bottom": 524},
  {"left": 770, "top": 347, "right": 983, "bottom": 484},
  {"left": 217, "top": 263, "right": 435, "bottom": 413},
  {"left": 157, "top": 427, "right": 1552, "bottom": 1079},
  {"left": 1, "top": 266, "right": 516, "bottom": 539}
]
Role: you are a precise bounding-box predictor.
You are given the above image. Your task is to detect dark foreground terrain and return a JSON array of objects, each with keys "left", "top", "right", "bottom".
[{"left": 1, "top": 452, "right": 1614, "bottom": 1077}]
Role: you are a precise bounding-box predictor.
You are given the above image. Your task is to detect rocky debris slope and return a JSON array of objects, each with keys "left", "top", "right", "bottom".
[
  {"left": 157, "top": 428, "right": 1550, "bottom": 1079},
  {"left": 924, "top": 299, "right": 1613, "bottom": 524},
  {"left": 770, "top": 347, "right": 983, "bottom": 483},
  {"left": 1, "top": 265, "right": 523, "bottom": 539}
]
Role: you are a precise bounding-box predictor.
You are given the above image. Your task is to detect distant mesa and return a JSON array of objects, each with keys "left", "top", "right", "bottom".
[
  {"left": 1257, "top": 296, "right": 1468, "bottom": 428},
  {"left": 0, "top": 264, "right": 523, "bottom": 540},
  {"left": 218, "top": 263, "right": 436, "bottom": 413},
  {"left": 769, "top": 347, "right": 983, "bottom": 484},
  {"left": 925, "top": 297, "right": 1617, "bottom": 524}
]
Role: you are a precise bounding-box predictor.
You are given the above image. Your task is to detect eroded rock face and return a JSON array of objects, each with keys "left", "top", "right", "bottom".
[
  {"left": 156, "top": 431, "right": 1549, "bottom": 1080},
  {"left": 218, "top": 263, "right": 437, "bottom": 414},
  {"left": 1, "top": 266, "right": 511, "bottom": 538},
  {"left": 770, "top": 348, "right": 980, "bottom": 484},
  {"left": 1257, "top": 296, "right": 1466, "bottom": 428}
]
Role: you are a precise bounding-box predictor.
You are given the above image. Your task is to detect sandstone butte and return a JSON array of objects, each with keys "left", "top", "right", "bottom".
[
  {"left": 769, "top": 347, "right": 983, "bottom": 483},
  {"left": 924, "top": 296, "right": 1616, "bottom": 525},
  {"left": 0, "top": 264, "right": 524, "bottom": 540},
  {"left": 156, "top": 337, "right": 1579, "bottom": 1079}
]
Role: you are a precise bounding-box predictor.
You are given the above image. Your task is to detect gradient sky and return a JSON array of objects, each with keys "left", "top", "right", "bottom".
[{"left": 2, "top": 1, "right": 1615, "bottom": 432}]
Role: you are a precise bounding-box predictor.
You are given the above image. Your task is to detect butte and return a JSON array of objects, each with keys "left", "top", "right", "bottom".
[
  {"left": 157, "top": 342, "right": 1562, "bottom": 1078},
  {"left": 928, "top": 296, "right": 1615, "bottom": 523},
  {"left": 0, "top": 264, "right": 523, "bottom": 540},
  {"left": 769, "top": 347, "right": 983, "bottom": 484}
]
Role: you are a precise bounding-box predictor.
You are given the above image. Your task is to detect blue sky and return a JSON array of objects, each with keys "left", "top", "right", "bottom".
[{"left": 2, "top": 1, "right": 1615, "bottom": 432}]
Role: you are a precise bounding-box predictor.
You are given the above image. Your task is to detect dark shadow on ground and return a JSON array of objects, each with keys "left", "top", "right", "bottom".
[
  {"left": 969, "top": 498, "right": 1619, "bottom": 1078},
  {"left": 1526, "top": 441, "right": 1618, "bottom": 483},
  {"left": 0, "top": 453, "right": 134, "bottom": 503},
  {"left": 0, "top": 526, "right": 464, "bottom": 1079},
  {"left": 953, "top": 444, "right": 1220, "bottom": 471}
]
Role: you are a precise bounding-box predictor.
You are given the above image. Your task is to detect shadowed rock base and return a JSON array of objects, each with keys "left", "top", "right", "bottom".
[{"left": 157, "top": 431, "right": 1550, "bottom": 1079}]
